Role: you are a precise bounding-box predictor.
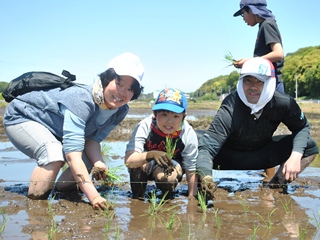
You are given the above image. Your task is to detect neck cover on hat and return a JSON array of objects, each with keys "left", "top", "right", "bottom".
[
  {"left": 249, "top": 5, "right": 275, "bottom": 20},
  {"left": 237, "top": 76, "right": 275, "bottom": 114},
  {"left": 92, "top": 76, "right": 109, "bottom": 110}
]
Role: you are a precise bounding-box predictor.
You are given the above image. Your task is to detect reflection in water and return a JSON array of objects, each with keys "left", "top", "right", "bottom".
[
  {"left": 1, "top": 139, "right": 320, "bottom": 239},
  {"left": 311, "top": 141, "right": 320, "bottom": 167}
]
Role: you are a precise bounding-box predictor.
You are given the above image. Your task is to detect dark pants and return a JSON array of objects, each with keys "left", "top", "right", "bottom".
[{"left": 195, "top": 130, "right": 318, "bottom": 171}]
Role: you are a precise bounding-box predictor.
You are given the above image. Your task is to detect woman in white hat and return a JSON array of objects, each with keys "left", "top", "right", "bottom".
[{"left": 4, "top": 52, "right": 144, "bottom": 210}]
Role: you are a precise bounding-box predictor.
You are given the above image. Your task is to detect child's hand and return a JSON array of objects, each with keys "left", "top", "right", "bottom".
[
  {"left": 146, "top": 150, "right": 173, "bottom": 168},
  {"left": 233, "top": 58, "right": 249, "bottom": 68}
]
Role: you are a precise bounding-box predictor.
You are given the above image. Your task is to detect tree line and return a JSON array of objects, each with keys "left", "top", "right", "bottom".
[
  {"left": 193, "top": 45, "right": 320, "bottom": 99},
  {"left": 1, "top": 46, "right": 319, "bottom": 99}
]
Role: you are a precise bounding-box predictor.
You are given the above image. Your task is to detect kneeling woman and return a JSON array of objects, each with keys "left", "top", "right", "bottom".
[{"left": 4, "top": 52, "right": 145, "bottom": 210}]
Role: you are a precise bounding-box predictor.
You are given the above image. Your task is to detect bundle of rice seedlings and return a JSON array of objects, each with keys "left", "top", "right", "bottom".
[
  {"left": 103, "top": 165, "right": 124, "bottom": 186},
  {"left": 165, "top": 135, "right": 177, "bottom": 159},
  {"left": 164, "top": 135, "right": 177, "bottom": 176},
  {"left": 224, "top": 51, "right": 236, "bottom": 67}
]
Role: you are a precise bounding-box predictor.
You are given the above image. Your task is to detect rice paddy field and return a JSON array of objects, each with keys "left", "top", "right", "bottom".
[{"left": 0, "top": 101, "right": 319, "bottom": 239}]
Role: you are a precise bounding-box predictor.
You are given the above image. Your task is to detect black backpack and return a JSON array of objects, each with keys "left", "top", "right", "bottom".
[{"left": 2, "top": 70, "right": 77, "bottom": 103}]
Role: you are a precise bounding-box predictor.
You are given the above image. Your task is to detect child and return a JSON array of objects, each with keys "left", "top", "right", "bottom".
[
  {"left": 233, "top": 0, "right": 285, "bottom": 94},
  {"left": 125, "top": 88, "right": 198, "bottom": 199}
]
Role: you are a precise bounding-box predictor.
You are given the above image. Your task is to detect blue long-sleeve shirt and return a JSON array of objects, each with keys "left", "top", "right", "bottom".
[{"left": 4, "top": 84, "right": 128, "bottom": 153}]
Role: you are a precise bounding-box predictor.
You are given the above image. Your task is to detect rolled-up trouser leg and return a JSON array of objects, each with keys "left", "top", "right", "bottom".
[
  {"left": 268, "top": 136, "right": 318, "bottom": 187},
  {"left": 5, "top": 121, "right": 65, "bottom": 199},
  {"left": 153, "top": 161, "right": 183, "bottom": 195},
  {"left": 129, "top": 167, "right": 148, "bottom": 199}
]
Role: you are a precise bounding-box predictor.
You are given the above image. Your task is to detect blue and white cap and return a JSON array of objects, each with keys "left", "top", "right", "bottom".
[
  {"left": 240, "top": 57, "right": 276, "bottom": 83},
  {"left": 152, "top": 88, "right": 187, "bottom": 113}
]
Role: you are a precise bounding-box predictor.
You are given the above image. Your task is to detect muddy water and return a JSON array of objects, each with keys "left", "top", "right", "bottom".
[{"left": 0, "top": 109, "right": 320, "bottom": 239}]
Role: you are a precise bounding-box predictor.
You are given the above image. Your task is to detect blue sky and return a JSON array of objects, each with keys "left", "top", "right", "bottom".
[{"left": 1, "top": 0, "right": 319, "bottom": 94}]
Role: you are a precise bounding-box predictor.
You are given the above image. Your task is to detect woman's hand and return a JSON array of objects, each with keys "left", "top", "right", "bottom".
[
  {"left": 91, "top": 161, "right": 108, "bottom": 181},
  {"left": 91, "top": 195, "right": 112, "bottom": 210}
]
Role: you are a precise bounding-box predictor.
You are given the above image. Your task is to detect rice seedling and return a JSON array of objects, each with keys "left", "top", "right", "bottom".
[
  {"left": 224, "top": 51, "right": 236, "bottom": 67},
  {"left": 312, "top": 209, "right": 320, "bottom": 228},
  {"left": 102, "top": 196, "right": 116, "bottom": 238},
  {"left": 103, "top": 210, "right": 115, "bottom": 236},
  {"left": 213, "top": 208, "right": 221, "bottom": 230},
  {"left": 147, "top": 191, "right": 177, "bottom": 216},
  {"left": 165, "top": 135, "right": 177, "bottom": 159},
  {"left": 101, "top": 188, "right": 117, "bottom": 210},
  {"left": 100, "top": 142, "right": 112, "bottom": 156},
  {"left": 237, "top": 196, "right": 250, "bottom": 213},
  {"left": 280, "top": 198, "right": 292, "bottom": 214},
  {"left": 165, "top": 209, "right": 179, "bottom": 230},
  {"left": 0, "top": 208, "right": 9, "bottom": 235},
  {"left": 102, "top": 165, "right": 125, "bottom": 186},
  {"left": 187, "top": 217, "right": 196, "bottom": 240},
  {"left": 298, "top": 220, "right": 310, "bottom": 240},
  {"left": 47, "top": 195, "right": 60, "bottom": 240},
  {"left": 148, "top": 191, "right": 168, "bottom": 215},
  {"left": 103, "top": 217, "right": 112, "bottom": 235},
  {"left": 197, "top": 190, "right": 207, "bottom": 213},
  {"left": 114, "top": 225, "right": 121, "bottom": 240},
  {"left": 254, "top": 208, "right": 278, "bottom": 229},
  {"left": 250, "top": 224, "right": 260, "bottom": 240}
]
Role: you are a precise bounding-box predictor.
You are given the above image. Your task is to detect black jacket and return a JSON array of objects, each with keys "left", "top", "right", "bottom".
[{"left": 197, "top": 91, "right": 310, "bottom": 176}]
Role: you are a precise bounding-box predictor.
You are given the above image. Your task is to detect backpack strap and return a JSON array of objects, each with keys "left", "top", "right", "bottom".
[{"left": 60, "top": 70, "right": 76, "bottom": 89}]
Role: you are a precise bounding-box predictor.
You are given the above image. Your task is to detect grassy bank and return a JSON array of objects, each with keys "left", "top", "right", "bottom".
[{"left": 128, "top": 100, "right": 222, "bottom": 110}]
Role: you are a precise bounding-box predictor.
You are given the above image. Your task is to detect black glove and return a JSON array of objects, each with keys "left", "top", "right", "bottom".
[
  {"left": 146, "top": 150, "right": 173, "bottom": 169},
  {"left": 200, "top": 176, "right": 217, "bottom": 201}
]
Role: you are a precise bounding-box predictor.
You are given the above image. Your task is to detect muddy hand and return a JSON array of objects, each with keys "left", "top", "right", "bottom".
[
  {"left": 164, "top": 165, "right": 175, "bottom": 176},
  {"left": 201, "top": 175, "right": 217, "bottom": 201},
  {"left": 91, "top": 166, "right": 107, "bottom": 181},
  {"left": 146, "top": 150, "right": 173, "bottom": 168},
  {"left": 91, "top": 196, "right": 112, "bottom": 210}
]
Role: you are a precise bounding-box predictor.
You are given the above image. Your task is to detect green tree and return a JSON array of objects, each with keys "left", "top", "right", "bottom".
[
  {"left": 0, "top": 82, "right": 9, "bottom": 92},
  {"left": 282, "top": 46, "right": 320, "bottom": 98}
]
